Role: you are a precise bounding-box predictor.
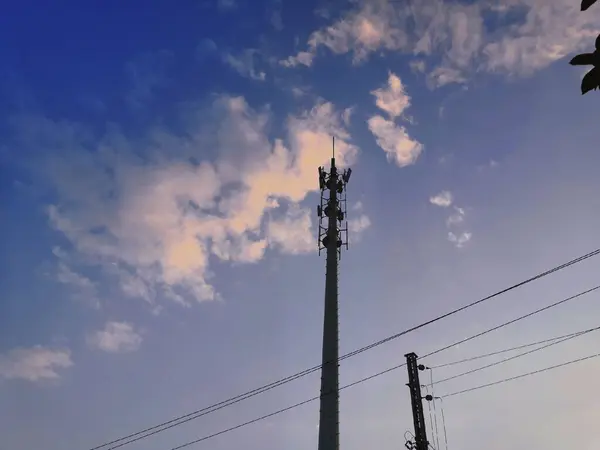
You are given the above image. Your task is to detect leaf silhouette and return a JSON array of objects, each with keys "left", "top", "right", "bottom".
[
  {"left": 581, "top": 67, "right": 600, "bottom": 95},
  {"left": 570, "top": 53, "right": 595, "bottom": 65},
  {"left": 581, "top": 0, "right": 598, "bottom": 11}
]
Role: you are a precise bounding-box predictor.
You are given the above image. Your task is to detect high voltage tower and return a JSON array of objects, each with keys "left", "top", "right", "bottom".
[{"left": 315, "top": 137, "right": 352, "bottom": 450}]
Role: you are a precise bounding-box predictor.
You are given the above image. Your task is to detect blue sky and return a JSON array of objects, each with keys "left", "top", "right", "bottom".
[{"left": 1, "top": 1, "right": 600, "bottom": 449}]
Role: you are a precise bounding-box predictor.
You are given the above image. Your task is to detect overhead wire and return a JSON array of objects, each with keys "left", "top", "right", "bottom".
[
  {"left": 428, "top": 329, "right": 593, "bottom": 368},
  {"left": 419, "top": 284, "right": 600, "bottom": 361},
  {"left": 169, "top": 348, "right": 600, "bottom": 450},
  {"left": 165, "top": 284, "right": 600, "bottom": 450},
  {"left": 89, "top": 248, "right": 600, "bottom": 450},
  {"left": 436, "top": 397, "right": 449, "bottom": 450},
  {"left": 427, "top": 370, "right": 441, "bottom": 450},
  {"left": 433, "top": 325, "right": 600, "bottom": 385},
  {"left": 441, "top": 352, "right": 600, "bottom": 398},
  {"left": 421, "top": 385, "right": 437, "bottom": 448}
]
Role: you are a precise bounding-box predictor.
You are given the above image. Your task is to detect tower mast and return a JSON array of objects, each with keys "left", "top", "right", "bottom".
[{"left": 316, "top": 137, "right": 352, "bottom": 450}]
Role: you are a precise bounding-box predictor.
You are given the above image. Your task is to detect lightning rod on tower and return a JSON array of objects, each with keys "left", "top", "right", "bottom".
[{"left": 315, "top": 136, "right": 352, "bottom": 450}]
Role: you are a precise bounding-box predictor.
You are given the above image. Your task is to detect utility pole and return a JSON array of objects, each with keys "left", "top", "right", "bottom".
[
  {"left": 316, "top": 137, "right": 352, "bottom": 450},
  {"left": 405, "top": 353, "right": 429, "bottom": 450}
]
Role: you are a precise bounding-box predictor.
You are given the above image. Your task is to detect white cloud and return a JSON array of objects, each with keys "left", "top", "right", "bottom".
[
  {"left": 280, "top": 51, "right": 315, "bottom": 68},
  {"left": 267, "top": 206, "right": 314, "bottom": 254},
  {"left": 0, "top": 346, "right": 73, "bottom": 382},
  {"left": 409, "top": 59, "right": 427, "bottom": 73},
  {"left": 87, "top": 321, "right": 143, "bottom": 353},
  {"left": 430, "top": 191, "right": 453, "bottom": 207},
  {"left": 371, "top": 72, "right": 411, "bottom": 119},
  {"left": 448, "top": 231, "right": 472, "bottom": 248},
  {"left": 367, "top": 116, "right": 423, "bottom": 167},
  {"left": 280, "top": 0, "right": 408, "bottom": 67},
  {"left": 53, "top": 247, "right": 100, "bottom": 308},
  {"left": 367, "top": 72, "right": 423, "bottom": 167},
  {"left": 446, "top": 209, "right": 465, "bottom": 226},
  {"left": 222, "top": 49, "right": 266, "bottom": 81},
  {"left": 12, "top": 96, "right": 367, "bottom": 307},
  {"left": 282, "top": 0, "right": 600, "bottom": 86},
  {"left": 347, "top": 214, "right": 372, "bottom": 245}
]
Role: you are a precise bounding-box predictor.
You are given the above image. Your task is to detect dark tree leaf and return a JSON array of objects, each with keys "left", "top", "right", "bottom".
[
  {"left": 596, "top": 33, "right": 600, "bottom": 51},
  {"left": 570, "top": 53, "right": 595, "bottom": 65},
  {"left": 581, "top": 67, "right": 600, "bottom": 95},
  {"left": 582, "top": 0, "right": 598, "bottom": 11}
]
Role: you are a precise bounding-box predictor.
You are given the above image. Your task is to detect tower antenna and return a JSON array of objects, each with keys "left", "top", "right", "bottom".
[{"left": 315, "top": 136, "right": 352, "bottom": 450}]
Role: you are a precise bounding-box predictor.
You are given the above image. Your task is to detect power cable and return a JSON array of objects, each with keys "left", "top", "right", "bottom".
[
  {"left": 165, "top": 284, "right": 600, "bottom": 450},
  {"left": 419, "top": 285, "right": 600, "bottom": 361},
  {"left": 428, "top": 329, "right": 591, "bottom": 368},
  {"left": 442, "top": 352, "right": 600, "bottom": 398},
  {"left": 433, "top": 325, "right": 600, "bottom": 385},
  {"left": 427, "top": 370, "right": 441, "bottom": 450},
  {"left": 169, "top": 349, "right": 600, "bottom": 450},
  {"left": 436, "top": 397, "right": 449, "bottom": 450},
  {"left": 89, "top": 249, "right": 600, "bottom": 450}
]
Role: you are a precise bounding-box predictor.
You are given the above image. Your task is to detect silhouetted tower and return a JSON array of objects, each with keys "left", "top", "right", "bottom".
[
  {"left": 405, "top": 353, "right": 429, "bottom": 450},
  {"left": 316, "top": 137, "right": 352, "bottom": 450}
]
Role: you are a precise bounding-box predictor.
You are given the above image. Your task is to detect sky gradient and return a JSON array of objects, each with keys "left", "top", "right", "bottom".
[{"left": 1, "top": 1, "right": 600, "bottom": 450}]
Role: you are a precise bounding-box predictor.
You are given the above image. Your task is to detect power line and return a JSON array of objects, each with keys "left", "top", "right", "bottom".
[
  {"left": 168, "top": 346, "right": 600, "bottom": 450},
  {"left": 442, "top": 352, "right": 600, "bottom": 398},
  {"left": 420, "top": 285, "right": 600, "bottom": 361},
  {"left": 89, "top": 248, "right": 600, "bottom": 450},
  {"left": 164, "top": 285, "right": 600, "bottom": 450},
  {"left": 433, "top": 325, "right": 600, "bottom": 385},
  {"left": 428, "top": 330, "right": 591, "bottom": 368}
]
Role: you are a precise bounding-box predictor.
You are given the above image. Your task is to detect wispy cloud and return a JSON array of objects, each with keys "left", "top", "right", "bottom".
[
  {"left": 429, "top": 192, "right": 473, "bottom": 247},
  {"left": 0, "top": 346, "right": 73, "bottom": 382},
  {"left": 282, "top": 0, "right": 600, "bottom": 87},
  {"left": 52, "top": 246, "right": 100, "bottom": 308},
  {"left": 10, "top": 97, "right": 368, "bottom": 307},
  {"left": 222, "top": 49, "right": 267, "bottom": 81},
  {"left": 430, "top": 191, "right": 453, "bottom": 207},
  {"left": 367, "top": 72, "right": 423, "bottom": 167},
  {"left": 87, "top": 321, "right": 143, "bottom": 353}
]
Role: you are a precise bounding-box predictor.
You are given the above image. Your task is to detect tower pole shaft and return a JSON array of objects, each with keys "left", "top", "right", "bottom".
[{"left": 318, "top": 158, "right": 340, "bottom": 450}]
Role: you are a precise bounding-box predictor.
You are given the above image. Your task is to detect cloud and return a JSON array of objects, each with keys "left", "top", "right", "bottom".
[
  {"left": 429, "top": 193, "right": 472, "bottom": 246},
  {"left": 87, "top": 321, "right": 143, "bottom": 353},
  {"left": 409, "top": 59, "right": 427, "bottom": 74},
  {"left": 446, "top": 206, "right": 465, "bottom": 226},
  {"left": 280, "top": 51, "right": 315, "bottom": 68},
  {"left": 367, "top": 116, "right": 423, "bottom": 167},
  {"left": 52, "top": 247, "right": 100, "bottom": 308},
  {"left": 370, "top": 72, "right": 411, "bottom": 119},
  {"left": 282, "top": 0, "right": 600, "bottom": 86},
  {"left": 0, "top": 347, "right": 73, "bottom": 382},
  {"left": 447, "top": 231, "right": 472, "bottom": 248},
  {"left": 10, "top": 96, "right": 366, "bottom": 307},
  {"left": 281, "top": 0, "right": 408, "bottom": 67},
  {"left": 222, "top": 49, "right": 267, "bottom": 81},
  {"left": 266, "top": 205, "right": 314, "bottom": 254},
  {"left": 430, "top": 191, "right": 453, "bottom": 207},
  {"left": 367, "top": 72, "right": 423, "bottom": 167},
  {"left": 347, "top": 214, "right": 371, "bottom": 245}
]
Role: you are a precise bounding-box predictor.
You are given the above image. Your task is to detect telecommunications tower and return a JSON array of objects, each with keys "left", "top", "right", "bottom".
[{"left": 316, "top": 137, "right": 352, "bottom": 450}]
